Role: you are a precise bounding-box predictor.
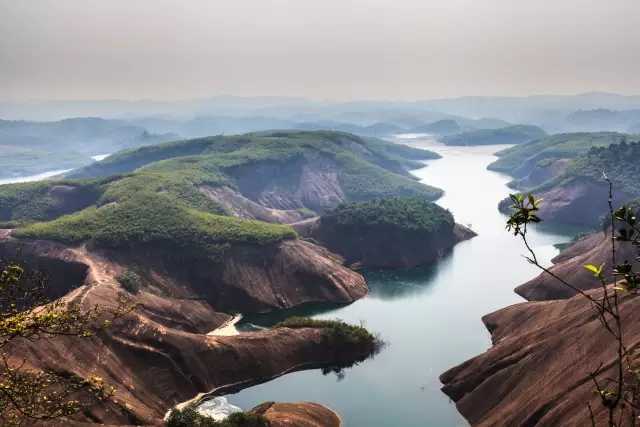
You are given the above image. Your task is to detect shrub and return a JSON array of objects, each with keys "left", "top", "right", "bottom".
[
  {"left": 276, "top": 317, "right": 377, "bottom": 348},
  {"left": 321, "top": 196, "right": 454, "bottom": 234},
  {"left": 117, "top": 270, "right": 142, "bottom": 294},
  {"left": 166, "top": 408, "right": 269, "bottom": 427}
]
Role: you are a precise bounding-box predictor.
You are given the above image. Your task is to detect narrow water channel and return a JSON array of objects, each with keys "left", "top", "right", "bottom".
[{"left": 206, "top": 137, "right": 581, "bottom": 426}]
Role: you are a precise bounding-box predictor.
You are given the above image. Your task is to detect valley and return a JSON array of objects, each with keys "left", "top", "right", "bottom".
[{"left": 200, "top": 137, "right": 579, "bottom": 426}]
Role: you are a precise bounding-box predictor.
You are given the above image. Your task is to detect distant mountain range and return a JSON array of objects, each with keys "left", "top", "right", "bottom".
[{"left": 3, "top": 92, "right": 640, "bottom": 133}]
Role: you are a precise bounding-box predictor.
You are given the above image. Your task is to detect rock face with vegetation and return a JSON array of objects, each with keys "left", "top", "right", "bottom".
[
  {"left": 498, "top": 137, "right": 640, "bottom": 227},
  {"left": 440, "top": 124, "right": 546, "bottom": 146},
  {"left": 300, "top": 197, "right": 475, "bottom": 268}
]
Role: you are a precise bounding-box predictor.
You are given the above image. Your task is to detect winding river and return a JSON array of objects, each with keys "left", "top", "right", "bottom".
[
  {"left": 0, "top": 138, "right": 578, "bottom": 425},
  {"left": 205, "top": 136, "right": 580, "bottom": 426}
]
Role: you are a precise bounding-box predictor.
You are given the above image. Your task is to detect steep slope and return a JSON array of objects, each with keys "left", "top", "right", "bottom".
[
  {"left": 441, "top": 287, "right": 640, "bottom": 427},
  {"left": 0, "top": 234, "right": 371, "bottom": 425}
]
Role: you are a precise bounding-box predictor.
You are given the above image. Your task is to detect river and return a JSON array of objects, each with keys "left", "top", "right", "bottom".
[{"left": 0, "top": 154, "right": 111, "bottom": 186}]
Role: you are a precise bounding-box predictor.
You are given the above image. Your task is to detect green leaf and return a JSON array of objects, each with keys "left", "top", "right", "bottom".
[{"left": 583, "top": 263, "right": 604, "bottom": 277}]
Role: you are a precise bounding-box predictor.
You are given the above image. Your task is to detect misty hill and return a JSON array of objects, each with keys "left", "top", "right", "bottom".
[
  {"left": 488, "top": 132, "right": 628, "bottom": 189},
  {"left": 0, "top": 117, "right": 176, "bottom": 179},
  {"left": 440, "top": 125, "right": 546, "bottom": 146},
  {"left": 565, "top": 108, "right": 640, "bottom": 132},
  {"left": 419, "top": 92, "right": 640, "bottom": 130},
  {"left": 5, "top": 93, "right": 640, "bottom": 130},
  {"left": 408, "top": 119, "right": 461, "bottom": 136}
]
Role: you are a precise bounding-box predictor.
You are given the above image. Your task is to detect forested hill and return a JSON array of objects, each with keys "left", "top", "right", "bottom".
[{"left": 562, "top": 139, "right": 640, "bottom": 197}]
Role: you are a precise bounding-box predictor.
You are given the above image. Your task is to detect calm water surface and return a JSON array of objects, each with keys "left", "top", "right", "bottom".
[{"left": 218, "top": 137, "right": 579, "bottom": 426}]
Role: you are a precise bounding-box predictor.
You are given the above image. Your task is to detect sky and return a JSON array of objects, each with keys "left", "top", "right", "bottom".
[{"left": 1, "top": 0, "right": 640, "bottom": 101}]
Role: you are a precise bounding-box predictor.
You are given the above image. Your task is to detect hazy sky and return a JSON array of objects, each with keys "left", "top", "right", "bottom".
[{"left": 1, "top": 0, "right": 640, "bottom": 101}]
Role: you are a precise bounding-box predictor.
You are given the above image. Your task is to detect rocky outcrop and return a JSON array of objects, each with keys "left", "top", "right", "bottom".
[
  {"left": 1, "top": 234, "right": 369, "bottom": 425},
  {"left": 226, "top": 156, "right": 346, "bottom": 213},
  {"left": 440, "top": 287, "right": 640, "bottom": 426},
  {"left": 199, "top": 185, "right": 312, "bottom": 224},
  {"left": 453, "top": 223, "right": 477, "bottom": 242},
  {"left": 516, "top": 230, "right": 640, "bottom": 300},
  {"left": 250, "top": 402, "right": 341, "bottom": 427},
  {"left": 498, "top": 177, "right": 630, "bottom": 227}
]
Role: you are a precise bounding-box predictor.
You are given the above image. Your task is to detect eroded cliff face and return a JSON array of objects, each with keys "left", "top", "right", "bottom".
[
  {"left": 199, "top": 185, "right": 311, "bottom": 224},
  {"left": 99, "top": 239, "right": 366, "bottom": 314},
  {"left": 225, "top": 156, "right": 346, "bottom": 214},
  {"left": 0, "top": 234, "right": 367, "bottom": 425},
  {"left": 517, "top": 230, "right": 640, "bottom": 300},
  {"left": 441, "top": 288, "right": 640, "bottom": 427}
]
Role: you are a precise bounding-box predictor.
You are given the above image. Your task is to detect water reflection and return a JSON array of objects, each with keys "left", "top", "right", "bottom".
[{"left": 364, "top": 265, "right": 442, "bottom": 300}]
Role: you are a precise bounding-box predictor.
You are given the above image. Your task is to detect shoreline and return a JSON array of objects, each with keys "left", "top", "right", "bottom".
[{"left": 207, "top": 314, "right": 242, "bottom": 336}]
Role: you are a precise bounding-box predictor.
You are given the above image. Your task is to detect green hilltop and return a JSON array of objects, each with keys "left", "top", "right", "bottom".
[
  {"left": 322, "top": 197, "right": 454, "bottom": 234},
  {"left": 0, "top": 131, "right": 442, "bottom": 257}
]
